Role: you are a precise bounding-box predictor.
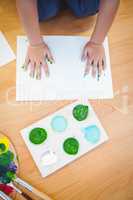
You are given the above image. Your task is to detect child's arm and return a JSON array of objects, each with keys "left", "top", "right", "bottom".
[
  {"left": 82, "top": 0, "right": 120, "bottom": 78},
  {"left": 91, "top": 0, "right": 120, "bottom": 44},
  {"left": 16, "top": 0, "right": 42, "bottom": 45},
  {"left": 16, "top": 0, "right": 54, "bottom": 79}
]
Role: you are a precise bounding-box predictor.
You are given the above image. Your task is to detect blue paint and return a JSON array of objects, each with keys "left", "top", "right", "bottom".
[
  {"left": 82, "top": 125, "right": 101, "bottom": 144},
  {"left": 51, "top": 115, "right": 68, "bottom": 132}
]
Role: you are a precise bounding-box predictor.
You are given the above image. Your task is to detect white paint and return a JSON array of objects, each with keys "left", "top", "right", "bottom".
[{"left": 40, "top": 150, "right": 57, "bottom": 166}]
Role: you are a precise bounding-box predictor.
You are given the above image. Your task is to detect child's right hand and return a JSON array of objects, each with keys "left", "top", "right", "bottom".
[{"left": 22, "top": 42, "right": 54, "bottom": 79}]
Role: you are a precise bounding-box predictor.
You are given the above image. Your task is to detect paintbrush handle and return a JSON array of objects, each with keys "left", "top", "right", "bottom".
[
  {"left": 15, "top": 177, "right": 54, "bottom": 200},
  {"left": 10, "top": 183, "right": 33, "bottom": 200},
  {"left": 32, "top": 187, "right": 53, "bottom": 200},
  {"left": 0, "top": 191, "right": 13, "bottom": 200}
]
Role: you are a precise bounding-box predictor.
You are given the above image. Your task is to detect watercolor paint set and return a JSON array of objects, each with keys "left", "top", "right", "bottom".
[{"left": 21, "top": 101, "right": 109, "bottom": 178}]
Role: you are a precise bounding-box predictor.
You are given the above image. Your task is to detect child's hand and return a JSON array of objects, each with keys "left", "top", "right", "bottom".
[
  {"left": 82, "top": 41, "right": 105, "bottom": 78},
  {"left": 22, "top": 42, "right": 54, "bottom": 79}
]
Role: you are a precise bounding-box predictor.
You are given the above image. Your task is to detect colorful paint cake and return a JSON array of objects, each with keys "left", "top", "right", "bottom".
[
  {"left": 73, "top": 104, "right": 89, "bottom": 121},
  {"left": 82, "top": 125, "right": 101, "bottom": 144},
  {"left": 51, "top": 115, "right": 67, "bottom": 132},
  {"left": 29, "top": 127, "right": 47, "bottom": 145},
  {"left": 63, "top": 137, "right": 79, "bottom": 155},
  {"left": 0, "top": 136, "right": 17, "bottom": 185}
]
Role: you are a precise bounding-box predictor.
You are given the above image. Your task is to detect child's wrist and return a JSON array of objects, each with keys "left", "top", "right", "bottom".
[
  {"left": 90, "top": 34, "right": 105, "bottom": 46},
  {"left": 29, "top": 42, "right": 44, "bottom": 48},
  {"left": 89, "top": 40, "right": 103, "bottom": 46},
  {"left": 29, "top": 36, "right": 44, "bottom": 46}
]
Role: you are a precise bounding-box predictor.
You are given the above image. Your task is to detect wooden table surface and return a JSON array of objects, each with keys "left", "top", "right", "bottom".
[{"left": 0, "top": 0, "right": 133, "bottom": 199}]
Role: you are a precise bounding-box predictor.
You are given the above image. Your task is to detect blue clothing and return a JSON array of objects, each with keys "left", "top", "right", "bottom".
[{"left": 37, "top": 0, "right": 100, "bottom": 21}]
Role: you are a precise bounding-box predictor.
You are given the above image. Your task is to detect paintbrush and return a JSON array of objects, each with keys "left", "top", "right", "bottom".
[
  {"left": 14, "top": 177, "right": 53, "bottom": 200},
  {"left": 9, "top": 183, "right": 33, "bottom": 200},
  {"left": 0, "top": 191, "right": 13, "bottom": 200}
]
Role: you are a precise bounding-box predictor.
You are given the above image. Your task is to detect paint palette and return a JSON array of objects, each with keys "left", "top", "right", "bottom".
[{"left": 21, "top": 101, "right": 109, "bottom": 177}]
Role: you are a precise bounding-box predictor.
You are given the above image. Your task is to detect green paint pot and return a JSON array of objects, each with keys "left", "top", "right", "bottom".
[
  {"left": 63, "top": 137, "right": 79, "bottom": 155},
  {"left": 73, "top": 104, "right": 89, "bottom": 121},
  {"left": 29, "top": 127, "right": 48, "bottom": 145}
]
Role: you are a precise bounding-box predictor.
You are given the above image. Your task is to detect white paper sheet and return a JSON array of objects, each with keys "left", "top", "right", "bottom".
[
  {"left": 16, "top": 36, "right": 113, "bottom": 101},
  {"left": 21, "top": 101, "right": 109, "bottom": 177},
  {"left": 0, "top": 32, "right": 16, "bottom": 67}
]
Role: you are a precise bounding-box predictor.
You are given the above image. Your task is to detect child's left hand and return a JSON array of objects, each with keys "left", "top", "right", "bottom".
[{"left": 82, "top": 41, "right": 105, "bottom": 78}]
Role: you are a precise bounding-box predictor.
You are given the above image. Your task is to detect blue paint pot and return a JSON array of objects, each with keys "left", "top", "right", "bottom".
[
  {"left": 82, "top": 125, "right": 101, "bottom": 144},
  {"left": 51, "top": 115, "right": 68, "bottom": 132}
]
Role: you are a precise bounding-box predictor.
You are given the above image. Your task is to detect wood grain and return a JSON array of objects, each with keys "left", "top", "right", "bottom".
[{"left": 0, "top": 0, "right": 133, "bottom": 199}]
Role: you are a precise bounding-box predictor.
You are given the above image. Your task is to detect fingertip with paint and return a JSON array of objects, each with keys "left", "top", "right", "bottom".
[
  {"left": 49, "top": 60, "right": 53, "bottom": 64},
  {"left": 35, "top": 74, "right": 38, "bottom": 80},
  {"left": 36, "top": 74, "right": 40, "bottom": 80},
  {"left": 29, "top": 71, "right": 34, "bottom": 78},
  {"left": 97, "top": 73, "right": 100, "bottom": 81},
  {"left": 45, "top": 70, "right": 50, "bottom": 77},
  {"left": 47, "top": 58, "right": 53, "bottom": 64},
  {"left": 84, "top": 71, "right": 88, "bottom": 78}
]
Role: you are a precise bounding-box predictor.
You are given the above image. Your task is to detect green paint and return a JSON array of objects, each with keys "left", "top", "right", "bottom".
[
  {"left": 6, "top": 171, "right": 16, "bottom": 181},
  {"left": 47, "top": 57, "right": 53, "bottom": 64},
  {"left": 0, "top": 170, "right": 16, "bottom": 184},
  {"left": 0, "top": 143, "right": 6, "bottom": 152},
  {"left": 29, "top": 127, "right": 48, "bottom": 145},
  {"left": 73, "top": 104, "right": 89, "bottom": 121},
  {"left": 0, "top": 151, "right": 14, "bottom": 167},
  {"left": 63, "top": 137, "right": 79, "bottom": 155},
  {"left": 0, "top": 176, "right": 11, "bottom": 184},
  {"left": 0, "top": 149, "right": 16, "bottom": 184}
]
